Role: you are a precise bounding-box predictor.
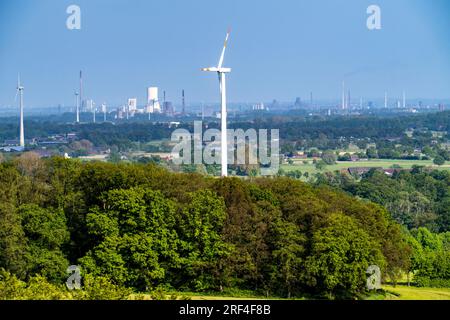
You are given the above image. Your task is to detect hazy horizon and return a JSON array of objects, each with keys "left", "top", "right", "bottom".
[{"left": 1, "top": 0, "right": 449, "bottom": 108}]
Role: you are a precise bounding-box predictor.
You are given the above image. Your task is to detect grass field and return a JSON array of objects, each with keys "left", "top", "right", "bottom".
[
  {"left": 383, "top": 285, "right": 450, "bottom": 300},
  {"left": 136, "top": 285, "right": 450, "bottom": 300},
  {"left": 185, "top": 286, "right": 450, "bottom": 300},
  {"left": 281, "top": 159, "right": 450, "bottom": 176}
]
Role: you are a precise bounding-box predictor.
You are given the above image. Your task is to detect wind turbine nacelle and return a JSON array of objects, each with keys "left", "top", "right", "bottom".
[
  {"left": 202, "top": 67, "right": 219, "bottom": 72},
  {"left": 201, "top": 67, "right": 231, "bottom": 73}
]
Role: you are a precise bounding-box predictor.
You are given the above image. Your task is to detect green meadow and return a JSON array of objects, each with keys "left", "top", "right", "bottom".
[
  {"left": 281, "top": 159, "right": 450, "bottom": 175},
  {"left": 383, "top": 285, "right": 450, "bottom": 300}
]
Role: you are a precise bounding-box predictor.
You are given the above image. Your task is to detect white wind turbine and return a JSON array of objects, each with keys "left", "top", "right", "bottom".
[
  {"left": 75, "top": 90, "right": 80, "bottom": 123},
  {"left": 102, "top": 103, "right": 107, "bottom": 122},
  {"left": 15, "top": 74, "right": 25, "bottom": 147},
  {"left": 202, "top": 29, "right": 231, "bottom": 177}
]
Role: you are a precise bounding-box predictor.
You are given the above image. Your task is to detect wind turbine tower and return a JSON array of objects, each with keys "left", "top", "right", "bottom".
[
  {"left": 75, "top": 91, "right": 80, "bottom": 123},
  {"left": 384, "top": 92, "right": 388, "bottom": 108},
  {"left": 202, "top": 29, "right": 232, "bottom": 177},
  {"left": 102, "top": 103, "right": 107, "bottom": 122},
  {"left": 16, "top": 75, "right": 25, "bottom": 147}
]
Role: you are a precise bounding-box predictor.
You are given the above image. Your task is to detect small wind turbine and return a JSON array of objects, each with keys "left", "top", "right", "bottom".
[
  {"left": 202, "top": 29, "right": 232, "bottom": 177},
  {"left": 15, "top": 74, "right": 25, "bottom": 147}
]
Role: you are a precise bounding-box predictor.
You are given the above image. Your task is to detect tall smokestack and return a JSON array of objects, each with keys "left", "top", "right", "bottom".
[
  {"left": 347, "top": 90, "right": 351, "bottom": 109},
  {"left": 310, "top": 91, "right": 313, "bottom": 108},
  {"left": 342, "top": 81, "right": 346, "bottom": 110},
  {"left": 403, "top": 91, "right": 406, "bottom": 108},
  {"left": 17, "top": 75, "right": 24, "bottom": 147},
  {"left": 75, "top": 91, "right": 80, "bottom": 123},
  {"left": 79, "top": 71, "right": 83, "bottom": 112},
  {"left": 384, "top": 92, "right": 388, "bottom": 108},
  {"left": 182, "top": 89, "right": 185, "bottom": 115}
]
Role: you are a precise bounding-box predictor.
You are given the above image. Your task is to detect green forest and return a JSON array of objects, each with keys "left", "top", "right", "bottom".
[{"left": 1, "top": 153, "right": 449, "bottom": 299}]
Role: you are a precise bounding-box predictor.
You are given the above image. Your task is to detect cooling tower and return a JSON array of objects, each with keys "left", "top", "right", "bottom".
[{"left": 147, "top": 87, "right": 161, "bottom": 113}]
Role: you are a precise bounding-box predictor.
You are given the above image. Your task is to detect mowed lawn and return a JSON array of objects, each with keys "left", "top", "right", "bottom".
[
  {"left": 383, "top": 285, "right": 450, "bottom": 300},
  {"left": 281, "top": 159, "right": 450, "bottom": 175},
  {"left": 181, "top": 286, "right": 450, "bottom": 300}
]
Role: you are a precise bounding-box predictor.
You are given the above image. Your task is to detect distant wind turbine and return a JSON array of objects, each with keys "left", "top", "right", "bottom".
[
  {"left": 15, "top": 74, "right": 25, "bottom": 147},
  {"left": 102, "top": 103, "right": 107, "bottom": 122},
  {"left": 75, "top": 91, "right": 80, "bottom": 123},
  {"left": 385, "top": 91, "right": 388, "bottom": 108},
  {"left": 202, "top": 29, "right": 232, "bottom": 177}
]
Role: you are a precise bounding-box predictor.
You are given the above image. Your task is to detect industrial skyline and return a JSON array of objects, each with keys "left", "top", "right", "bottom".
[{"left": 0, "top": 0, "right": 449, "bottom": 107}]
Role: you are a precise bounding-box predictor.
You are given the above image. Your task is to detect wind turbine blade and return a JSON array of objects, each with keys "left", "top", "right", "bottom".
[
  {"left": 217, "top": 29, "right": 231, "bottom": 69},
  {"left": 14, "top": 90, "right": 18, "bottom": 102}
]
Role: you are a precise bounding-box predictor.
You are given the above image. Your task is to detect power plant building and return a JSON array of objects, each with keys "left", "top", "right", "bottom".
[
  {"left": 147, "top": 87, "right": 161, "bottom": 113},
  {"left": 128, "top": 98, "right": 137, "bottom": 111}
]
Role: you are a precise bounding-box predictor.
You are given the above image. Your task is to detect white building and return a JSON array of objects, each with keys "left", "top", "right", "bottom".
[
  {"left": 128, "top": 98, "right": 137, "bottom": 112},
  {"left": 147, "top": 87, "right": 161, "bottom": 113}
]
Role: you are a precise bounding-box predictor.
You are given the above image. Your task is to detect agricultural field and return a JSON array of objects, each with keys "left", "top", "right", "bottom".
[{"left": 281, "top": 159, "right": 450, "bottom": 175}]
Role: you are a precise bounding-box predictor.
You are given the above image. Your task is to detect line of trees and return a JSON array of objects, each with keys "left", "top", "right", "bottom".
[{"left": 0, "top": 154, "right": 414, "bottom": 299}]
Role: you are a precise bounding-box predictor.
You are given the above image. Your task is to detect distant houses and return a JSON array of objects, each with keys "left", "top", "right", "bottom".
[
  {"left": 346, "top": 167, "right": 382, "bottom": 176},
  {"left": 0, "top": 146, "right": 25, "bottom": 152},
  {"left": 345, "top": 167, "right": 410, "bottom": 177}
]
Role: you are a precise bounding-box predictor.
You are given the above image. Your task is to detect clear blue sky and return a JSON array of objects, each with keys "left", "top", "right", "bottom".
[{"left": 0, "top": 0, "right": 449, "bottom": 108}]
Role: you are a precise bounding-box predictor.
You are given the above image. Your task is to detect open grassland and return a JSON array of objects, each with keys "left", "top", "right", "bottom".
[
  {"left": 281, "top": 159, "right": 450, "bottom": 175},
  {"left": 383, "top": 285, "right": 450, "bottom": 300}
]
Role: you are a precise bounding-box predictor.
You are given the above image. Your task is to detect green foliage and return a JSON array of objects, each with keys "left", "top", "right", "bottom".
[
  {"left": 366, "top": 147, "right": 378, "bottom": 159},
  {"left": 408, "top": 228, "right": 450, "bottom": 287},
  {"left": 321, "top": 150, "right": 337, "bottom": 165},
  {"left": 433, "top": 155, "right": 445, "bottom": 166},
  {"left": 0, "top": 270, "right": 132, "bottom": 300},
  {"left": 80, "top": 188, "right": 179, "bottom": 290},
  {"left": 0, "top": 270, "right": 72, "bottom": 300},
  {"left": 315, "top": 160, "right": 327, "bottom": 171},
  {"left": 0, "top": 203, "right": 27, "bottom": 277},
  {"left": 178, "top": 190, "right": 231, "bottom": 290},
  {"left": 76, "top": 274, "right": 133, "bottom": 300},
  {"left": 0, "top": 158, "right": 437, "bottom": 299},
  {"left": 19, "top": 204, "right": 70, "bottom": 282},
  {"left": 304, "top": 213, "right": 384, "bottom": 298},
  {"left": 338, "top": 168, "right": 450, "bottom": 232},
  {"left": 269, "top": 220, "right": 305, "bottom": 298}
]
